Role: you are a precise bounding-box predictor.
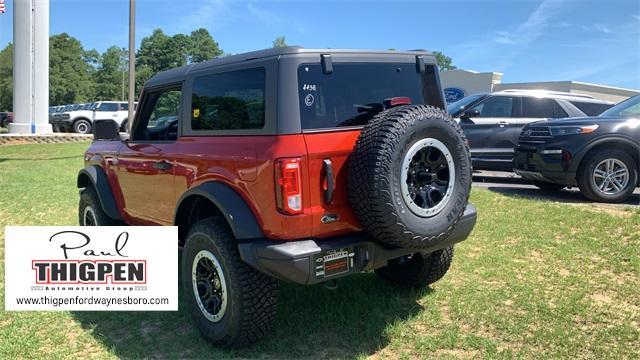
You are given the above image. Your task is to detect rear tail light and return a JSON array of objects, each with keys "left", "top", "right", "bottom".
[
  {"left": 383, "top": 97, "right": 412, "bottom": 108},
  {"left": 275, "top": 158, "right": 303, "bottom": 215}
]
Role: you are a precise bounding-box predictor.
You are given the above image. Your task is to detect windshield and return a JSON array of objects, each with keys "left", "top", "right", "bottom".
[
  {"left": 600, "top": 95, "right": 640, "bottom": 118},
  {"left": 297, "top": 62, "right": 443, "bottom": 129},
  {"left": 447, "top": 93, "right": 487, "bottom": 116}
]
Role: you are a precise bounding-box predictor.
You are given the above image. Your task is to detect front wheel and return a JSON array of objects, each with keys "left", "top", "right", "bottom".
[
  {"left": 182, "top": 217, "right": 278, "bottom": 348},
  {"left": 375, "top": 246, "right": 454, "bottom": 288},
  {"left": 577, "top": 149, "right": 638, "bottom": 203},
  {"left": 73, "top": 119, "right": 92, "bottom": 134},
  {"left": 78, "top": 186, "right": 121, "bottom": 226}
]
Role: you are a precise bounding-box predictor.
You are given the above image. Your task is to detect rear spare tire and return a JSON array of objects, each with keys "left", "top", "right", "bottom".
[{"left": 348, "top": 105, "right": 472, "bottom": 249}]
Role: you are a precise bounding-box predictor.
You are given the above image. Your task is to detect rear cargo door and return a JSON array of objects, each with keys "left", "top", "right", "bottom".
[
  {"left": 303, "top": 130, "right": 362, "bottom": 238},
  {"left": 297, "top": 60, "right": 440, "bottom": 237}
]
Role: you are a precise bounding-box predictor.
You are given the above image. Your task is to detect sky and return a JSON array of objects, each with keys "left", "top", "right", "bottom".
[{"left": 0, "top": 0, "right": 639, "bottom": 89}]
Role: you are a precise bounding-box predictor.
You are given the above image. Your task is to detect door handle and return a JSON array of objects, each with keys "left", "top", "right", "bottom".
[
  {"left": 153, "top": 160, "right": 172, "bottom": 171},
  {"left": 498, "top": 121, "right": 509, "bottom": 127},
  {"left": 323, "top": 159, "right": 335, "bottom": 204}
]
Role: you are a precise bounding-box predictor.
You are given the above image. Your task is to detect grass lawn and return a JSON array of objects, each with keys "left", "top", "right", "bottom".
[{"left": 0, "top": 142, "right": 638, "bottom": 359}]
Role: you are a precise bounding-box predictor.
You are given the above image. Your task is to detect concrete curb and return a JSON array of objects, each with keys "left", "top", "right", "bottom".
[{"left": 0, "top": 133, "right": 93, "bottom": 145}]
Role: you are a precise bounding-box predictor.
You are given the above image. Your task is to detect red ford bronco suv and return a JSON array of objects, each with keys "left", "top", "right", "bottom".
[{"left": 77, "top": 47, "right": 477, "bottom": 348}]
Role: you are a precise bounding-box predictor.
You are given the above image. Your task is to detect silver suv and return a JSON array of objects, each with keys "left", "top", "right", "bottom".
[{"left": 448, "top": 89, "right": 613, "bottom": 171}]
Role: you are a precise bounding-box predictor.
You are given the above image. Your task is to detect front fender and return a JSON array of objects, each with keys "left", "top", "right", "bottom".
[
  {"left": 77, "top": 166, "right": 123, "bottom": 220},
  {"left": 174, "top": 182, "right": 264, "bottom": 240}
]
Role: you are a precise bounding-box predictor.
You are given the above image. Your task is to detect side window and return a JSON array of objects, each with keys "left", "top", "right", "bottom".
[
  {"left": 570, "top": 101, "right": 612, "bottom": 116},
  {"left": 120, "top": 103, "right": 129, "bottom": 111},
  {"left": 132, "top": 87, "right": 182, "bottom": 141},
  {"left": 191, "top": 67, "right": 265, "bottom": 131},
  {"left": 98, "top": 103, "right": 119, "bottom": 112},
  {"left": 471, "top": 96, "right": 514, "bottom": 117},
  {"left": 522, "top": 97, "right": 560, "bottom": 118}
]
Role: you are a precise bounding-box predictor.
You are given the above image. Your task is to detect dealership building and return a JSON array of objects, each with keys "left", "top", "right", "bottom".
[{"left": 440, "top": 69, "right": 639, "bottom": 104}]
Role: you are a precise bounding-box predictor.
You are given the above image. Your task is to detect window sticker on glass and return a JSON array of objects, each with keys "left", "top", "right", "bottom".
[
  {"left": 304, "top": 94, "right": 315, "bottom": 107},
  {"left": 193, "top": 108, "right": 200, "bottom": 118},
  {"left": 302, "top": 84, "right": 317, "bottom": 91}
]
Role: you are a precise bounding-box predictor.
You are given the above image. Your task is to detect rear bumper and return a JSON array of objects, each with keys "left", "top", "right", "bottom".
[{"left": 238, "top": 204, "right": 477, "bottom": 285}]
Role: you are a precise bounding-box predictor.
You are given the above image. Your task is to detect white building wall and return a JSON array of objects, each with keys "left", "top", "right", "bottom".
[{"left": 441, "top": 69, "right": 639, "bottom": 104}]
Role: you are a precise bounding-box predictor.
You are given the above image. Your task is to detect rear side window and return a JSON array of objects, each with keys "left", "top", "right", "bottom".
[
  {"left": 298, "top": 63, "right": 439, "bottom": 129},
  {"left": 98, "top": 103, "right": 119, "bottom": 112},
  {"left": 191, "top": 68, "right": 265, "bottom": 131},
  {"left": 569, "top": 101, "right": 612, "bottom": 116},
  {"left": 522, "top": 98, "right": 567, "bottom": 118}
]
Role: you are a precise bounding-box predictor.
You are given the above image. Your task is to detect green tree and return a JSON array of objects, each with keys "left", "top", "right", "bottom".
[
  {"left": 49, "top": 33, "right": 95, "bottom": 105},
  {"left": 432, "top": 51, "right": 456, "bottom": 71},
  {"left": 94, "top": 46, "right": 127, "bottom": 101},
  {"left": 0, "top": 44, "right": 13, "bottom": 111},
  {"left": 189, "top": 28, "right": 222, "bottom": 63},
  {"left": 135, "top": 28, "right": 223, "bottom": 93},
  {"left": 272, "top": 36, "right": 287, "bottom": 48}
]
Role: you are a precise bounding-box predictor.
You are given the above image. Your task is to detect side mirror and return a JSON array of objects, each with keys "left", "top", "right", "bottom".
[
  {"left": 93, "top": 119, "right": 120, "bottom": 141},
  {"left": 460, "top": 109, "right": 480, "bottom": 122}
]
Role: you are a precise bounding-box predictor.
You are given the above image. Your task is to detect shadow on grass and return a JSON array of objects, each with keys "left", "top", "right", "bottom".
[
  {"left": 485, "top": 185, "right": 640, "bottom": 206},
  {"left": 0, "top": 155, "right": 82, "bottom": 163},
  {"left": 72, "top": 272, "right": 430, "bottom": 358}
]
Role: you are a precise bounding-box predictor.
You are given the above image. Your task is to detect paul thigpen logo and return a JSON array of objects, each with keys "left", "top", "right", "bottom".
[{"left": 32, "top": 231, "right": 146, "bottom": 285}]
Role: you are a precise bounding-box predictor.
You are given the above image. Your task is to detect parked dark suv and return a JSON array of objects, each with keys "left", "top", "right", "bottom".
[
  {"left": 78, "top": 47, "right": 477, "bottom": 347},
  {"left": 448, "top": 90, "right": 613, "bottom": 171},
  {"left": 514, "top": 95, "right": 639, "bottom": 203}
]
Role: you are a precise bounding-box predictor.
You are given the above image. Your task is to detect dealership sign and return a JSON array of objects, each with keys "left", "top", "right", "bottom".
[
  {"left": 5, "top": 226, "right": 178, "bottom": 311},
  {"left": 444, "top": 88, "right": 466, "bottom": 103}
]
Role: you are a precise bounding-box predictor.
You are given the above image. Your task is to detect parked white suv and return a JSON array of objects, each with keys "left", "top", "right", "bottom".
[{"left": 50, "top": 101, "right": 137, "bottom": 134}]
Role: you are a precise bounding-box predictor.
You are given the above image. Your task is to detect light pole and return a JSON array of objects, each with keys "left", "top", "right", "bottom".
[
  {"left": 127, "top": 0, "right": 135, "bottom": 132},
  {"left": 10, "top": 0, "right": 52, "bottom": 134}
]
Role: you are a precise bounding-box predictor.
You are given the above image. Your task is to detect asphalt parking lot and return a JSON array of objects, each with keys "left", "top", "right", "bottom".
[{"left": 473, "top": 170, "right": 640, "bottom": 209}]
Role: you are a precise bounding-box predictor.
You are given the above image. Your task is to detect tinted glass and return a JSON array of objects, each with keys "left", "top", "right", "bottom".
[
  {"left": 570, "top": 101, "right": 612, "bottom": 116},
  {"left": 448, "top": 93, "right": 487, "bottom": 116},
  {"left": 601, "top": 95, "right": 640, "bottom": 117},
  {"left": 98, "top": 103, "right": 119, "bottom": 112},
  {"left": 297, "top": 63, "right": 434, "bottom": 129},
  {"left": 133, "top": 88, "right": 181, "bottom": 141},
  {"left": 521, "top": 97, "right": 567, "bottom": 118},
  {"left": 191, "top": 68, "right": 265, "bottom": 131},
  {"left": 120, "top": 103, "right": 129, "bottom": 111},
  {"left": 471, "top": 96, "right": 514, "bottom": 117}
]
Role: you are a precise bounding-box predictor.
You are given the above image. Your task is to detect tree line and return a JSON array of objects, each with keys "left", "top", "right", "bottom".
[{"left": 0, "top": 32, "right": 455, "bottom": 112}]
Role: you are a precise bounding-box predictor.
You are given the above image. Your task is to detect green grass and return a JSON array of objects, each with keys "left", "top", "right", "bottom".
[{"left": 0, "top": 143, "right": 638, "bottom": 359}]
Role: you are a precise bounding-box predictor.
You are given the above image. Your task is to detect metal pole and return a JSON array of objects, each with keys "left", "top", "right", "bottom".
[
  {"left": 121, "top": 48, "right": 125, "bottom": 101},
  {"left": 127, "top": 0, "right": 135, "bottom": 133},
  {"left": 10, "top": 0, "right": 33, "bottom": 134},
  {"left": 33, "top": 0, "right": 52, "bottom": 134}
]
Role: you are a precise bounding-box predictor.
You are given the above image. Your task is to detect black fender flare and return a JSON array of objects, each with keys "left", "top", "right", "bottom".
[
  {"left": 569, "top": 136, "right": 640, "bottom": 173},
  {"left": 174, "top": 182, "right": 264, "bottom": 240},
  {"left": 77, "top": 166, "right": 123, "bottom": 220}
]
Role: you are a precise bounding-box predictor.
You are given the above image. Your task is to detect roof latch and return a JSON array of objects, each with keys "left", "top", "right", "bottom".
[
  {"left": 321, "top": 54, "right": 333, "bottom": 74},
  {"left": 415, "top": 55, "right": 425, "bottom": 74}
]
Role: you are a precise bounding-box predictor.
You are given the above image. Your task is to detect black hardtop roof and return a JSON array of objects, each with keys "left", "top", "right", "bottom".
[{"left": 146, "top": 46, "right": 434, "bottom": 88}]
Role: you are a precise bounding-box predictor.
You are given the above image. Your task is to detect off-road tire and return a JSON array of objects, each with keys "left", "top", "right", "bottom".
[
  {"left": 577, "top": 149, "right": 638, "bottom": 203},
  {"left": 182, "top": 217, "right": 278, "bottom": 348},
  {"left": 348, "top": 105, "right": 472, "bottom": 249},
  {"left": 532, "top": 180, "right": 565, "bottom": 191},
  {"left": 73, "top": 119, "right": 92, "bottom": 134},
  {"left": 78, "top": 186, "right": 121, "bottom": 226},
  {"left": 375, "top": 246, "right": 454, "bottom": 288}
]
